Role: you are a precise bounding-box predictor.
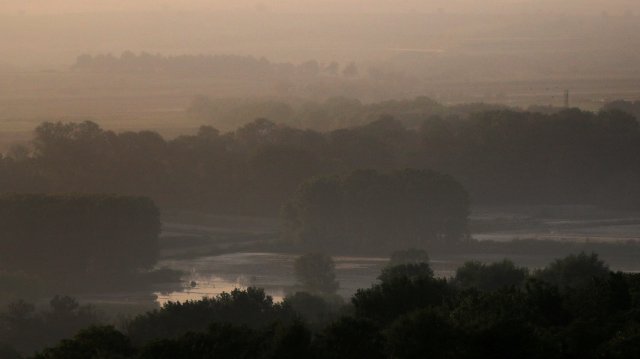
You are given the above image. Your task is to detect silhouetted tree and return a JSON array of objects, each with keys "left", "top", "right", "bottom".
[
  {"left": 293, "top": 254, "right": 339, "bottom": 296},
  {"left": 536, "top": 252, "right": 609, "bottom": 290}
]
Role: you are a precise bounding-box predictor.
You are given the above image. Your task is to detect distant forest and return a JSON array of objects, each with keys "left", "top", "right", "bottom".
[
  {"left": 73, "top": 52, "right": 360, "bottom": 79},
  {"left": 1, "top": 105, "right": 639, "bottom": 215}
]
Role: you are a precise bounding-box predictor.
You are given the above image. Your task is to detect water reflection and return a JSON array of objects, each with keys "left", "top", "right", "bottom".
[
  {"left": 156, "top": 275, "right": 286, "bottom": 306},
  {"left": 155, "top": 253, "right": 456, "bottom": 305}
]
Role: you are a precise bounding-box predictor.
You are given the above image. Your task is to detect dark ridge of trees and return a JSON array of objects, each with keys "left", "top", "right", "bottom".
[
  {"left": 1, "top": 106, "right": 640, "bottom": 219},
  {"left": 0, "top": 193, "right": 161, "bottom": 290},
  {"left": 282, "top": 169, "right": 470, "bottom": 252},
  {"left": 29, "top": 252, "right": 640, "bottom": 359}
]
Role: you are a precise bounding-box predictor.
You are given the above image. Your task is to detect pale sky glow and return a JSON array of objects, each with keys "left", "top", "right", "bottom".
[
  {"left": 1, "top": 0, "right": 639, "bottom": 67},
  {"left": 1, "top": 0, "right": 638, "bottom": 15}
]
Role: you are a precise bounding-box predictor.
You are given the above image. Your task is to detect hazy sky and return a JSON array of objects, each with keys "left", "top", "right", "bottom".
[
  {"left": 1, "top": 0, "right": 639, "bottom": 15},
  {"left": 1, "top": 0, "right": 639, "bottom": 68}
]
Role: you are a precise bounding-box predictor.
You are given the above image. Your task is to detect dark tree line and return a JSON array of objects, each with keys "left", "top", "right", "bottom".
[
  {"left": 0, "top": 194, "right": 160, "bottom": 289},
  {"left": 17, "top": 252, "right": 640, "bottom": 359},
  {"left": 1, "top": 106, "right": 640, "bottom": 217}
]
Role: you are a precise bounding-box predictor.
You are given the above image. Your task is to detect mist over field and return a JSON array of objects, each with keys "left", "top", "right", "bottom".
[{"left": 2, "top": 1, "right": 640, "bottom": 358}]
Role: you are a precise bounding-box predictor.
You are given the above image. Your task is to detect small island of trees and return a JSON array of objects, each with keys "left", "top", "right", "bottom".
[{"left": 282, "top": 169, "right": 470, "bottom": 252}]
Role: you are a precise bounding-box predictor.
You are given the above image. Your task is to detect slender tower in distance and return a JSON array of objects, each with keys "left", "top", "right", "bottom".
[{"left": 564, "top": 89, "right": 570, "bottom": 108}]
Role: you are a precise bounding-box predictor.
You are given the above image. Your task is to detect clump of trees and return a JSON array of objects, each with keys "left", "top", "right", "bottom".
[
  {"left": 0, "top": 194, "right": 161, "bottom": 291},
  {"left": 282, "top": 169, "right": 470, "bottom": 252}
]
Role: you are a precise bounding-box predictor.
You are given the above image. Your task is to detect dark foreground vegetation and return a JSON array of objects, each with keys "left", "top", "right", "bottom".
[
  {"left": 2, "top": 105, "right": 640, "bottom": 216},
  {"left": 2, "top": 252, "right": 639, "bottom": 358}
]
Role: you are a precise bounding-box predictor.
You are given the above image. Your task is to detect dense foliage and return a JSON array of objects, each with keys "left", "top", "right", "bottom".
[
  {"left": 282, "top": 169, "right": 470, "bottom": 251},
  {"left": 18, "top": 252, "right": 640, "bottom": 359},
  {"left": 0, "top": 194, "right": 160, "bottom": 288},
  {"left": 124, "top": 288, "right": 296, "bottom": 345},
  {"left": 1, "top": 105, "right": 639, "bottom": 216}
]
